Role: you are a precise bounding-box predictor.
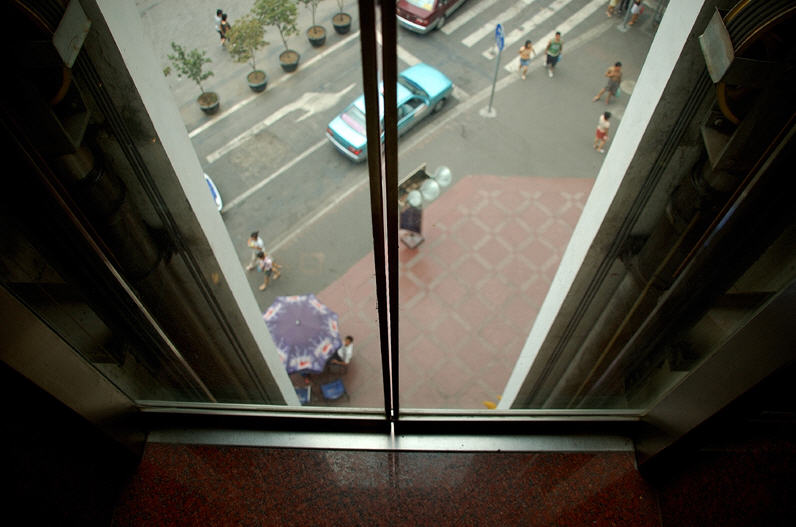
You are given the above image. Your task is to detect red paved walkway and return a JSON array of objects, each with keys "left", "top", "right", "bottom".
[{"left": 302, "top": 175, "right": 593, "bottom": 409}]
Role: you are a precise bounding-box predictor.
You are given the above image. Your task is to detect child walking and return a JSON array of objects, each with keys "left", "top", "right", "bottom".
[
  {"left": 594, "top": 111, "right": 611, "bottom": 153},
  {"left": 255, "top": 251, "right": 282, "bottom": 291},
  {"left": 517, "top": 40, "right": 536, "bottom": 80}
]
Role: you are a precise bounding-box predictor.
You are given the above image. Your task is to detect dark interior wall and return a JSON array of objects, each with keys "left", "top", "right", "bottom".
[
  {"left": 2, "top": 351, "right": 793, "bottom": 526},
  {"left": 0, "top": 360, "right": 140, "bottom": 526},
  {"left": 644, "top": 362, "right": 796, "bottom": 526}
]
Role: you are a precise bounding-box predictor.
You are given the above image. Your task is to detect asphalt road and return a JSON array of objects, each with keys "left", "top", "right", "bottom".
[{"left": 137, "top": 0, "right": 660, "bottom": 310}]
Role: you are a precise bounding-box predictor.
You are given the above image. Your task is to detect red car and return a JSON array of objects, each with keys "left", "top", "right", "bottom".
[{"left": 396, "top": 0, "right": 469, "bottom": 34}]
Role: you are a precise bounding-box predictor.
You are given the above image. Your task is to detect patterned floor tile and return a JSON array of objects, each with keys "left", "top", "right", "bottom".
[
  {"left": 311, "top": 176, "right": 593, "bottom": 409},
  {"left": 429, "top": 273, "right": 469, "bottom": 308},
  {"left": 451, "top": 217, "right": 490, "bottom": 248},
  {"left": 474, "top": 236, "right": 513, "bottom": 268}
]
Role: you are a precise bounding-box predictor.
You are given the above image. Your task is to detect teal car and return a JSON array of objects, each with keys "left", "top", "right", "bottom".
[{"left": 326, "top": 63, "right": 453, "bottom": 161}]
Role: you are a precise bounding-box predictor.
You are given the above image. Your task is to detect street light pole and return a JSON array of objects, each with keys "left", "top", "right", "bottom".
[{"left": 398, "top": 165, "right": 452, "bottom": 249}]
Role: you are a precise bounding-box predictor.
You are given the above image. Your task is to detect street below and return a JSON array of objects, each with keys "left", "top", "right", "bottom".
[{"left": 137, "top": 0, "right": 659, "bottom": 407}]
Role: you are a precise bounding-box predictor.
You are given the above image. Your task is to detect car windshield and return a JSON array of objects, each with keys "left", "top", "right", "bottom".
[
  {"left": 341, "top": 105, "right": 366, "bottom": 135},
  {"left": 398, "top": 76, "right": 428, "bottom": 99},
  {"left": 405, "top": 0, "right": 436, "bottom": 13}
]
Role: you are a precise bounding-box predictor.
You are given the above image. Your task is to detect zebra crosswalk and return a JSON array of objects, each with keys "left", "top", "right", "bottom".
[
  {"left": 403, "top": 0, "right": 636, "bottom": 74},
  {"left": 385, "top": 0, "right": 655, "bottom": 104},
  {"left": 440, "top": 0, "right": 498, "bottom": 35},
  {"left": 461, "top": 0, "right": 537, "bottom": 48},
  {"left": 486, "top": 0, "right": 576, "bottom": 60},
  {"left": 501, "top": 0, "right": 606, "bottom": 72}
]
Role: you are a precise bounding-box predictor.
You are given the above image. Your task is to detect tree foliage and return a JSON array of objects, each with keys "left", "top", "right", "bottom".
[
  {"left": 298, "top": 0, "right": 322, "bottom": 27},
  {"left": 253, "top": 0, "right": 298, "bottom": 51},
  {"left": 227, "top": 14, "right": 269, "bottom": 72},
  {"left": 166, "top": 42, "right": 213, "bottom": 94}
]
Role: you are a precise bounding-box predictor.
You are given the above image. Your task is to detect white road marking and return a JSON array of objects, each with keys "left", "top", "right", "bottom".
[
  {"left": 461, "top": 0, "right": 536, "bottom": 48},
  {"left": 483, "top": 0, "right": 575, "bottom": 60},
  {"left": 452, "top": 86, "right": 470, "bottom": 100},
  {"left": 189, "top": 96, "right": 258, "bottom": 139},
  {"left": 268, "top": 77, "right": 523, "bottom": 249},
  {"left": 206, "top": 84, "right": 355, "bottom": 164},
  {"left": 397, "top": 44, "right": 422, "bottom": 67},
  {"left": 270, "top": 171, "right": 368, "bottom": 253},
  {"left": 377, "top": 29, "right": 421, "bottom": 66},
  {"left": 222, "top": 139, "right": 328, "bottom": 212},
  {"left": 188, "top": 31, "right": 360, "bottom": 139},
  {"left": 224, "top": 1, "right": 615, "bottom": 225},
  {"left": 377, "top": 28, "right": 471, "bottom": 103},
  {"left": 503, "top": 0, "right": 607, "bottom": 72},
  {"left": 441, "top": 0, "right": 498, "bottom": 35}
]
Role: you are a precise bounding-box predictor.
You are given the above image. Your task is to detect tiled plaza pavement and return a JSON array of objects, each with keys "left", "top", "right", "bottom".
[{"left": 300, "top": 175, "right": 594, "bottom": 409}]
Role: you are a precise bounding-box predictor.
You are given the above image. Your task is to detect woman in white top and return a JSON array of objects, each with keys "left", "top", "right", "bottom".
[
  {"left": 246, "top": 231, "right": 265, "bottom": 271},
  {"left": 628, "top": 0, "right": 642, "bottom": 26},
  {"left": 331, "top": 336, "right": 354, "bottom": 366}
]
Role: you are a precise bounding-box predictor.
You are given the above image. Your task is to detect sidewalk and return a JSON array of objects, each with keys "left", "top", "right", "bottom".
[
  {"left": 303, "top": 174, "right": 593, "bottom": 409},
  {"left": 289, "top": 10, "right": 656, "bottom": 409},
  {"left": 136, "top": 0, "right": 358, "bottom": 131}
]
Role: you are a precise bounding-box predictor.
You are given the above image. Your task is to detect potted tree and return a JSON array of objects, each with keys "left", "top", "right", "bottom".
[
  {"left": 166, "top": 42, "right": 218, "bottom": 114},
  {"left": 332, "top": 0, "right": 352, "bottom": 35},
  {"left": 299, "top": 0, "right": 326, "bottom": 48},
  {"left": 226, "top": 14, "right": 270, "bottom": 92},
  {"left": 253, "top": 0, "right": 300, "bottom": 73}
]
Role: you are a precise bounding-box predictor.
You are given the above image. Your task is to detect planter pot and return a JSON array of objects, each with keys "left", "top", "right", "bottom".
[
  {"left": 279, "top": 50, "right": 300, "bottom": 73},
  {"left": 307, "top": 25, "right": 326, "bottom": 47},
  {"left": 332, "top": 12, "right": 352, "bottom": 35},
  {"left": 197, "top": 92, "right": 219, "bottom": 115},
  {"left": 247, "top": 70, "right": 268, "bottom": 92}
]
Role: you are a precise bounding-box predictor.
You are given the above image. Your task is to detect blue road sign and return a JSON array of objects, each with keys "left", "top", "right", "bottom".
[{"left": 495, "top": 24, "right": 504, "bottom": 51}]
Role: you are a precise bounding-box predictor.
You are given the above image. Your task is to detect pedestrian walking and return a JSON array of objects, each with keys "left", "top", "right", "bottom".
[
  {"left": 606, "top": 0, "right": 619, "bottom": 16},
  {"left": 593, "top": 62, "right": 622, "bottom": 104},
  {"left": 628, "top": 0, "right": 643, "bottom": 26},
  {"left": 220, "top": 13, "right": 231, "bottom": 46},
  {"left": 617, "top": 0, "right": 631, "bottom": 15},
  {"left": 246, "top": 231, "right": 265, "bottom": 271},
  {"left": 594, "top": 111, "right": 611, "bottom": 153},
  {"left": 214, "top": 9, "right": 224, "bottom": 45},
  {"left": 254, "top": 251, "right": 281, "bottom": 291},
  {"left": 518, "top": 40, "right": 536, "bottom": 80},
  {"left": 545, "top": 32, "right": 563, "bottom": 78}
]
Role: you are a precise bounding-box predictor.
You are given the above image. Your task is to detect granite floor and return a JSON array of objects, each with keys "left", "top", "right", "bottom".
[{"left": 112, "top": 443, "right": 660, "bottom": 527}]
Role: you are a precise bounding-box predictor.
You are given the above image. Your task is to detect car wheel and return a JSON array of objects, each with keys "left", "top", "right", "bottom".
[
  {"left": 436, "top": 15, "right": 446, "bottom": 31},
  {"left": 432, "top": 98, "right": 447, "bottom": 113}
]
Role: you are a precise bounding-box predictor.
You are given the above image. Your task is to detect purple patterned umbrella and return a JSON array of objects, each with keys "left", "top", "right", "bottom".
[{"left": 263, "top": 294, "right": 341, "bottom": 374}]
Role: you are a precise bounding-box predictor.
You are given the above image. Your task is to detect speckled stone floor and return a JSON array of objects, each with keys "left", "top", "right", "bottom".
[{"left": 112, "top": 443, "right": 660, "bottom": 526}]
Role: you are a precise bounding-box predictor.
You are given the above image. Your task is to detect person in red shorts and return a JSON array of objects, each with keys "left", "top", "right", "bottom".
[{"left": 594, "top": 111, "right": 611, "bottom": 153}]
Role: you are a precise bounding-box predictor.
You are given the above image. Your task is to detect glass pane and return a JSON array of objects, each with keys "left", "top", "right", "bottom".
[
  {"left": 0, "top": 231, "right": 190, "bottom": 402},
  {"left": 623, "top": 226, "right": 796, "bottom": 410},
  {"left": 485, "top": 1, "right": 796, "bottom": 413},
  {"left": 135, "top": 1, "right": 384, "bottom": 408},
  {"left": 0, "top": 1, "right": 388, "bottom": 410},
  {"left": 394, "top": 0, "right": 660, "bottom": 409}
]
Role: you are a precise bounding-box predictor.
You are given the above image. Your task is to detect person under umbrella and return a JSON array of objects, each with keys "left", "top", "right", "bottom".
[{"left": 263, "top": 295, "right": 342, "bottom": 380}]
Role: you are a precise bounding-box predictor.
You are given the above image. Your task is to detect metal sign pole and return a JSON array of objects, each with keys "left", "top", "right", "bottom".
[
  {"left": 622, "top": 2, "right": 633, "bottom": 28},
  {"left": 487, "top": 24, "right": 504, "bottom": 115},
  {"left": 487, "top": 48, "right": 501, "bottom": 113}
]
